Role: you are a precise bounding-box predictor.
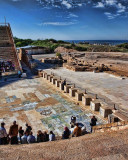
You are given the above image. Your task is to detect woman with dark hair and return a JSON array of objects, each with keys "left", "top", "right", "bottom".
[
  {"left": 62, "top": 127, "right": 71, "bottom": 139},
  {"left": 37, "top": 130, "right": 44, "bottom": 143}
]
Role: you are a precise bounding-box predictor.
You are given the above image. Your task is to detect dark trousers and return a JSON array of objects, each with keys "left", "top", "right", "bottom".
[
  {"left": 10, "top": 136, "right": 18, "bottom": 145},
  {"left": 0, "top": 137, "right": 7, "bottom": 145}
]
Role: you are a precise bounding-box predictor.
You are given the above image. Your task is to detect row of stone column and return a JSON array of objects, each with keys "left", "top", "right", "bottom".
[{"left": 38, "top": 70, "right": 114, "bottom": 120}]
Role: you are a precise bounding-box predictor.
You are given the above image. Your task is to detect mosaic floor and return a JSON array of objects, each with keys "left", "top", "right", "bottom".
[{"left": 0, "top": 78, "right": 106, "bottom": 136}]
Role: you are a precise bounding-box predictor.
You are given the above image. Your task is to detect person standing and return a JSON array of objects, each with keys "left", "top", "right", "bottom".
[
  {"left": 0, "top": 122, "right": 7, "bottom": 145},
  {"left": 25, "top": 123, "right": 32, "bottom": 135},
  {"left": 9, "top": 121, "right": 18, "bottom": 145},
  {"left": 90, "top": 116, "right": 97, "bottom": 133}
]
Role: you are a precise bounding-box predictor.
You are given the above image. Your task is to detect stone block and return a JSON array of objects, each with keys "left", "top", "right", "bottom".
[
  {"left": 55, "top": 80, "right": 61, "bottom": 87},
  {"left": 59, "top": 81, "right": 65, "bottom": 90},
  {"left": 90, "top": 100, "right": 101, "bottom": 111},
  {"left": 82, "top": 95, "right": 92, "bottom": 106},
  {"left": 49, "top": 75, "right": 53, "bottom": 82},
  {"left": 75, "top": 91, "right": 84, "bottom": 101},
  {"left": 38, "top": 69, "right": 43, "bottom": 77},
  {"left": 46, "top": 74, "right": 50, "bottom": 80},
  {"left": 64, "top": 85, "right": 72, "bottom": 93},
  {"left": 69, "top": 88, "right": 78, "bottom": 97},
  {"left": 44, "top": 72, "right": 47, "bottom": 78},
  {"left": 42, "top": 72, "right": 45, "bottom": 78},
  {"left": 111, "top": 126, "right": 119, "bottom": 131},
  {"left": 99, "top": 106, "right": 112, "bottom": 118},
  {"left": 113, "top": 112, "right": 128, "bottom": 121},
  {"left": 108, "top": 114, "right": 119, "bottom": 123},
  {"left": 111, "top": 122, "right": 118, "bottom": 127},
  {"left": 52, "top": 77, "right": 57, "bottom": 85}
]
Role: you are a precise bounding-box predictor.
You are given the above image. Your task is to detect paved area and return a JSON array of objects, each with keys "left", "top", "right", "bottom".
[
  {"left": 0, "top": 129, "right": 128, "bottom": 160},
  {"left": 44, "top": 68, "right": 128, "bottom": 112},
  {"left": 0, "top": 77, "right": 106, "bottom": 136}
]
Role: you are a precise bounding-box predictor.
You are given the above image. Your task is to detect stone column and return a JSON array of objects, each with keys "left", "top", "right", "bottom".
[
  {"left": 75, "top": 91, "right": 84, "bottom": 101},
  {"left": 38, "top": 69, "right": 43, "bottom": 77},
  {"left": 99, "top": 106, "right": 112, "bottom": 118},
  {"left": 46, "top": 74, "right": 50, "bottom": 80},
  {"left": 55, "top": 80, "right": 61, "bottom": 87},
  {"left": 64, "top": 85, "right": 72, "bottom": 93},
  {"left": 82, "top": 94, "right": 92, "bottom": 106},
  {"left": 52, "top": 77, "right": 57, "bottom": 85},
  {"left": 69, "top": 88, "right": 78, "bottom": 97},
  {"left": 90, "top": 100, "right": 101, "bottom": 111}
]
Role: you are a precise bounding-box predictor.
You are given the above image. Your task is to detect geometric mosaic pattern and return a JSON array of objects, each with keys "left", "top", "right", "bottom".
[{"left": 0, "top": 78, "right": 106, "bottom": 136}]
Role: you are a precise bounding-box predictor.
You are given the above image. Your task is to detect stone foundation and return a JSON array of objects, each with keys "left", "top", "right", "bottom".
[
  {"left": 90, "top": 100, "right": 101, "bottom": 111},
  {"left": 100, "top": 106, "right": 112, "bottom": 118},
  {"left": 82, "top": 95, "right": 92, "bottom": 106},
  {"left": 64, "top": 85, "right": 72, "bottom": 93},
  {"left": 75, "top": 91, "right": 84, "bottom": 101},
  {"left": 69, "top": 88, "right": 78, "bottom": 97}
]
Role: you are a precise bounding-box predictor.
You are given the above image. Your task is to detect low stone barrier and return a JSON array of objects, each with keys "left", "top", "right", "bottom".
[
  {"left": 38, "top": 70, "right": 128, "bottom": 124},
  {"left": 69, "top": 88, "right": 78, "bottom": 97},
  {"left": 75, "top": 91, "right": 84, "bottom": 101},
  {"left": 90, "top": 100, "right": 101, "bottom": 111},
  {"left": 82, "top": 94, "right": 92, "bottom": 106},
  {"left": 64, "top": 84, "right": 72, "bottom": 93},
  {"left": 93, "top": 121, "right": 128, "bottom": 133},
  {"left": 99, "top": 106, "right": 112, "bottom": 118}
]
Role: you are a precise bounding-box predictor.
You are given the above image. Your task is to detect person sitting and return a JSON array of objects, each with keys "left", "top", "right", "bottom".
[
  {"left": 62, "top": 127, "right": 70, "bottom": 139},
  {"left": 0, "top": 122, "right": 7, "bottom": 145},
  {"left": 70, "top": 116, "right": 76, "bottom": 127},
  {"left": 90, "top": 116, "right": 97, "bottom": 133},
  {"left": 37, "top": 130, "right": 44, "bottom": 143},
  {"left": 18, "top": 126, "right": 24, "bottom": 144},
  {"left": 9, "top": 121, "right": 18, "bottom": 145},
  {"left": 44, "top": 131, "right": 49, "bottom": 142},
  {"left": 70, "top": 125, "right": 75, "bottom": 136},
  {"left": 21, "top": 132, "right": 28, "bottom": 144},
  {"left": 27, "top": 132, "right": 35, "bottom": 144},
  {"left": 25, "top": 123, "right": 32, "bottom": 135},
  {"left": 49, "top": 131, "right": 55, "bottom": 141},
  {"left": 73, "top": 123, "right": 82, "bottom": 137}
]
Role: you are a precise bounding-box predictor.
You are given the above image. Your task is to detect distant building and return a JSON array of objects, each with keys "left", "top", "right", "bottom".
[{"left": 17, "top": 46, "right": 50, "bottom": 55}]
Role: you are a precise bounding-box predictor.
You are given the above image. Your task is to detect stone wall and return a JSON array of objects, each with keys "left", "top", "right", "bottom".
[{"left": 93, "top": 121, "right": 128, "bottom": 133}]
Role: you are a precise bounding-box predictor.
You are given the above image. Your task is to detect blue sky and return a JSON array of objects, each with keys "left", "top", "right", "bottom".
[{"left": 0, "top": 0, "right": 128, "bottom": 40}]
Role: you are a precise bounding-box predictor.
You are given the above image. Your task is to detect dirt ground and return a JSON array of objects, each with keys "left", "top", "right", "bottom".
[{"left": 78, "top": 52, "right": 128, "bottom": 77}]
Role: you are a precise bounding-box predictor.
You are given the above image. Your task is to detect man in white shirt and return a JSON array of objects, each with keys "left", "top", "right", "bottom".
[
  {"left": 0, "top": 122, "right": 7, "bottom": 145},
  {"left": 49, "top": 131, "right": 55, "bottom": 141}
]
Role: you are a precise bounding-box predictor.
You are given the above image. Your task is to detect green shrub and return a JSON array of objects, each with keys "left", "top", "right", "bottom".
[{"left": 56, "top": 52, "right": 62, "bottom": 59}]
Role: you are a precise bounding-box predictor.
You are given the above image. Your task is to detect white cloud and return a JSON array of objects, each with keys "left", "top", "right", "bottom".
[
  {"left": 94, "top": 2, "right": 105, "bottom": 8},
  {"left": 38, "top": 21, "right": 76, "bottom": 26},
  {"left": 104, "top": 12, "right": 120, "bottom": 19},
  {"left": 117, "top": 3, "right": 126, "bottom": 13},
  {"left": 105, "top": 0, "right": 117, "bottom": 6},
  {"left": 68, "top": 13, "right": 78, "bottom": 18},
  {"left": 62, "top": 1, "right": 72, "bottom": 9}
]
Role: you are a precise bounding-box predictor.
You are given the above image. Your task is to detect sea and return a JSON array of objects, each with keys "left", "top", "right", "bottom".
[{"left": 65, "top": 40, "right": 128, "bottom": 46}]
